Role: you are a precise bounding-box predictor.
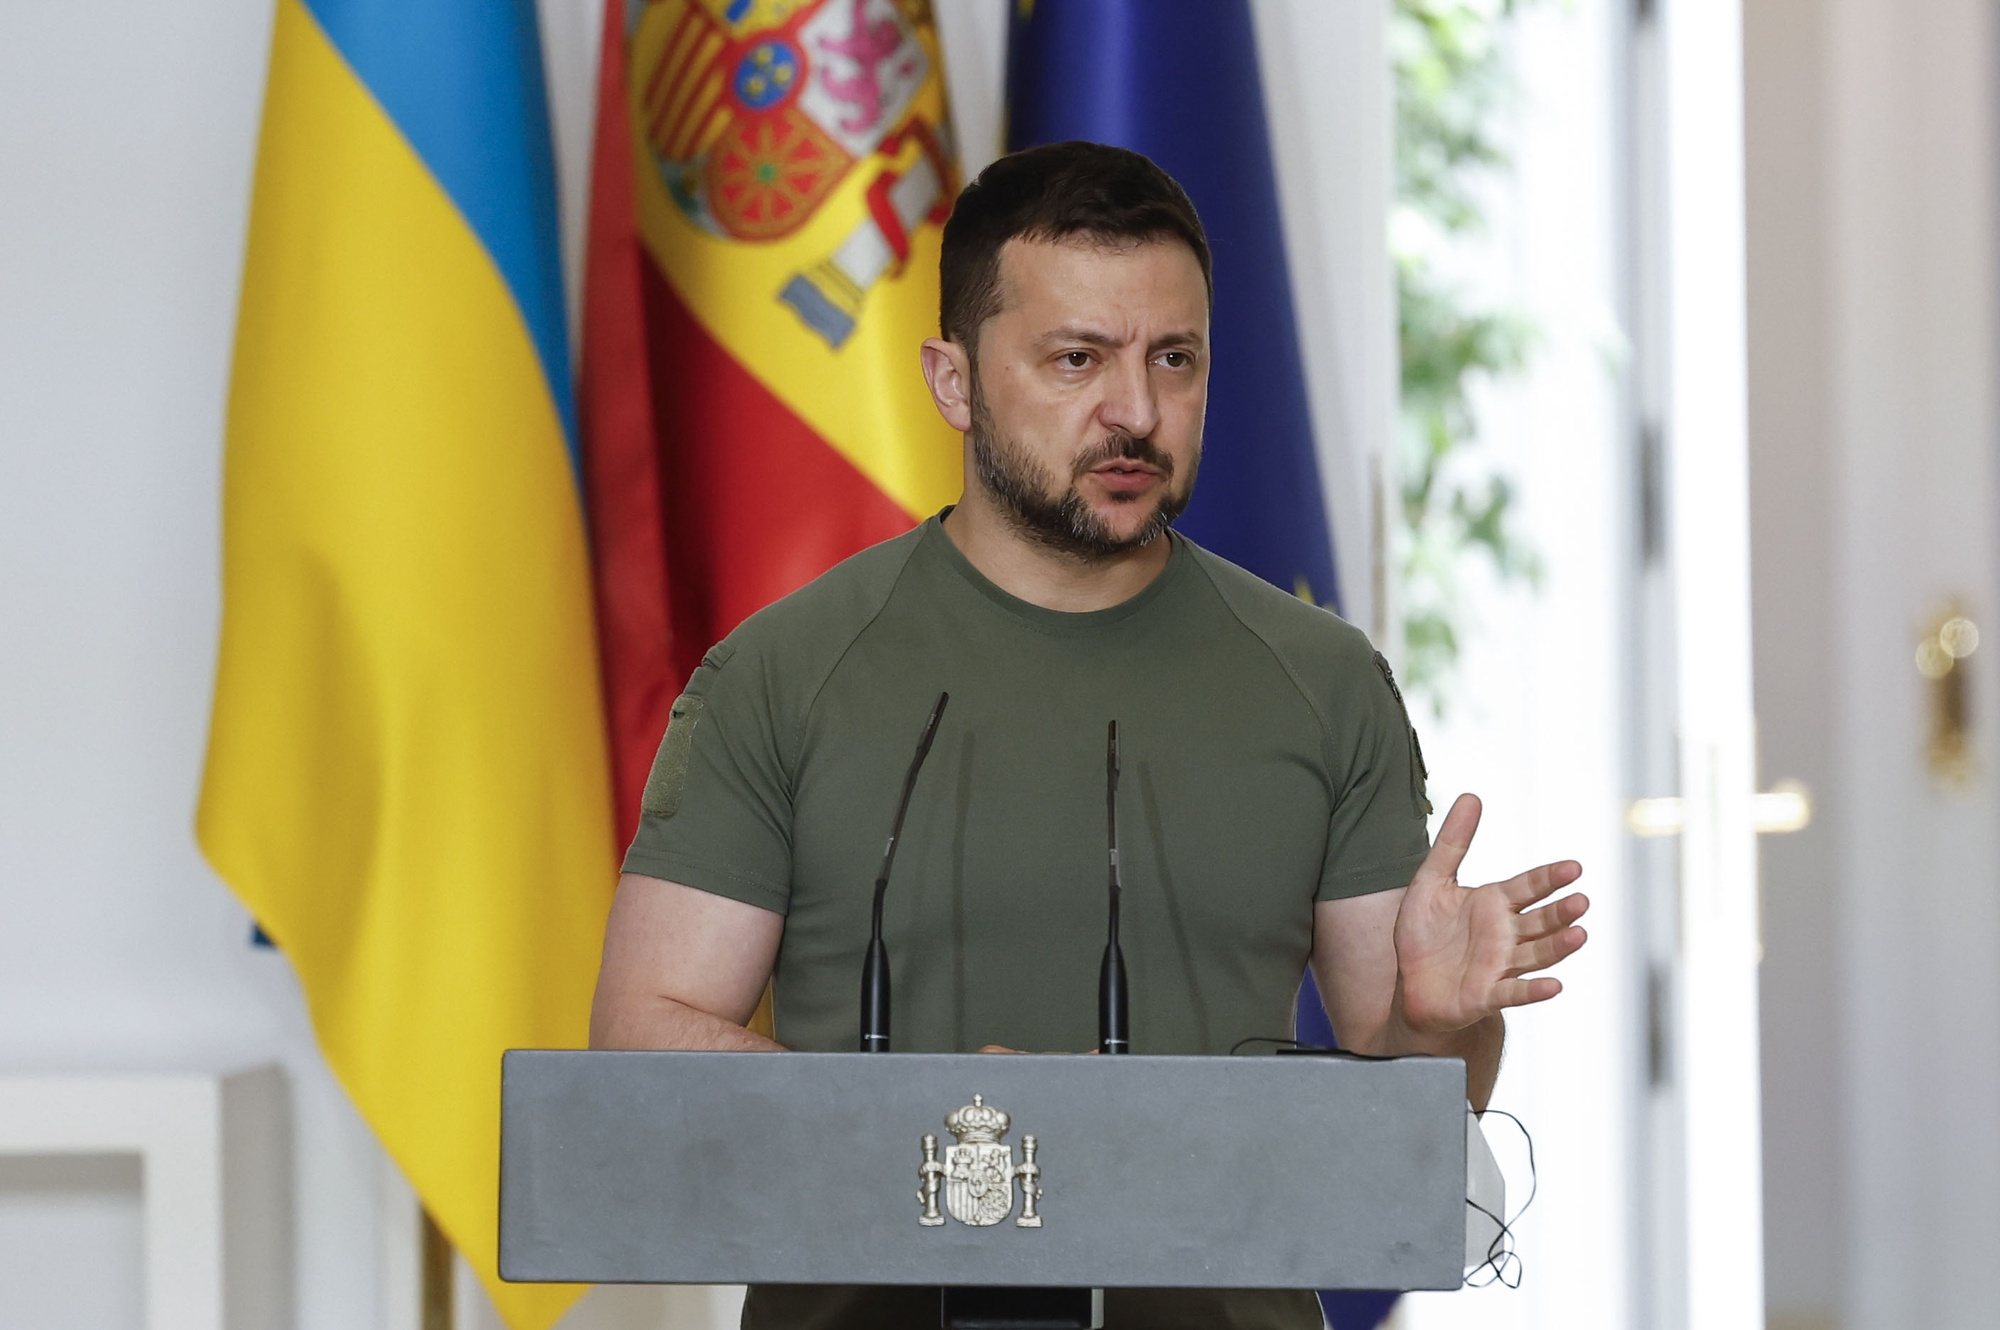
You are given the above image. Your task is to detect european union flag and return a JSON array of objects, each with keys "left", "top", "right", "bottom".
[
  {"left": 1007, "top": 0, "right": 1338, "bottom": 605},
  {"left": 1010, "top": 5, "right": 1396, "bottom": 1327}
]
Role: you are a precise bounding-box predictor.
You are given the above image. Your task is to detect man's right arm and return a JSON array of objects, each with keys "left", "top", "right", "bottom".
[{"left": 588, "top": 872, "right": 787, "bottom": 1052}]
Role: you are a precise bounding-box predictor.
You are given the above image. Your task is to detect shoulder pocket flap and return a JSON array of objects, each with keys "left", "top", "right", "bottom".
[
  {"left": 1373, "top": 651, "right": 1433, "bottom": 817},
  {"left": 641, "top": 692, "right": 706, "bottom": 819}
]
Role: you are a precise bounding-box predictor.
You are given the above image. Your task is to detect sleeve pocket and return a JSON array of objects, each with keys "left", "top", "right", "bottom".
[{"left": 640, "top": 692, "right": 706, "bottom": 819}]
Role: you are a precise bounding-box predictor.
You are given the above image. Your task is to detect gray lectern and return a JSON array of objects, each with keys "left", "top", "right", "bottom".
[{"left": 500, "top": 1050, "right": 1494, "bottom": 1327}]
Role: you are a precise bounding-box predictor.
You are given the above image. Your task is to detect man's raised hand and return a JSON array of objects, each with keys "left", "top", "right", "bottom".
[{"left": 1390, "top": 793, "right": 1589, "bottom": 1036}]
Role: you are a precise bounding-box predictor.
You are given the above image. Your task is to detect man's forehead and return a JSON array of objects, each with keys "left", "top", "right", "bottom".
[{"left": 992, "top": 234, "right": 1208, "bottom": 322}]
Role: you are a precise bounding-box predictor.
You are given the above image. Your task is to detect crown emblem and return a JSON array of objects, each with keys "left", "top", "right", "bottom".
[{"left": 945, "top": 1094, "right": 1011, "bottom": 1144}]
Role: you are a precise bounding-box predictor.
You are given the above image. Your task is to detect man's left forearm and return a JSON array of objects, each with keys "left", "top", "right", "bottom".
[{"left": 1381, "top": 1001, "right": 1505, "bottom": 1111}]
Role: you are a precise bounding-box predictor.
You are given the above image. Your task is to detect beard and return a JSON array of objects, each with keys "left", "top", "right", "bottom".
[{"left": 967, "top": 379, "right": 1199, "bottom": 560}]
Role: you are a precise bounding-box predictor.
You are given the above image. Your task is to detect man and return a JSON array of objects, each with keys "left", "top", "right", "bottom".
[{"left": 590, "top": 141, "right": 1590, "bottom": 1329}]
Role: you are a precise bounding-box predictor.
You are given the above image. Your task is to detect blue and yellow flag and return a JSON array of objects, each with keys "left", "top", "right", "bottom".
[{"left": 198, "top": 2, "right": 610, "bottom": 1324}]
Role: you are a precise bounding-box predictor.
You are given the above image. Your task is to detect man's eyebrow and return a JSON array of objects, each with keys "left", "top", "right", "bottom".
[
  {"left": 1033, "top": 326, "right": 1209, "bottom": 352},
  {"left": 1035, "top": 325, "right": 1123, "bottom": 349}
]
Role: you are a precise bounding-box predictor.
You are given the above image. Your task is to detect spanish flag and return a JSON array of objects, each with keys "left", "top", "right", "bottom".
[
  {"left": 583, "top": 0, "right": 963, "bottom": 834},
  {"left": 197, "top": 2, "right": 608, "bottom": 1325}
]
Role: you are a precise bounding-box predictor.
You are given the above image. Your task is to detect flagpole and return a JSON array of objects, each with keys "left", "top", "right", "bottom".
[{"left": 421, "top": 1206, "right": 454, "bottom": 1330}]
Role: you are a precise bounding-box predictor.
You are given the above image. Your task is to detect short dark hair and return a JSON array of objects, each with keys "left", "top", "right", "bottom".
[{"left": 938, "top": 141, "right": 1212, "bottom": 351}]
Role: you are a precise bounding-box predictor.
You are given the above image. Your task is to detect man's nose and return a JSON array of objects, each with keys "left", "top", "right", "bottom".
[{"left": 1097, "top": 355, "right": 1161, "bottom": 440}]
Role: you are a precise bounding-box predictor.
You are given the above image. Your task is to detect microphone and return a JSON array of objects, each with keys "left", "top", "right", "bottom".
[
  {"left": 1099, "top": 720, "right": 1130, "bottom": 1054},
  {"left": 859, "top": 690, "right": 950, "bottom": 1052}
]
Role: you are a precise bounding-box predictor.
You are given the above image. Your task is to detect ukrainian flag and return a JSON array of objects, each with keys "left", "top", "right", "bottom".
[{"left": 198, "top": 2, "right": 609, "bottom": 1325}]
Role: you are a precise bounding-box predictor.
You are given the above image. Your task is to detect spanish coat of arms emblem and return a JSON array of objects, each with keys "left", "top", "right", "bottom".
[
  {"left": 917, "top": 1094, "right": 1043, "bottom": 1229},
  {"left": 630, "top": 0, "right": 954, "bottom": 346}
]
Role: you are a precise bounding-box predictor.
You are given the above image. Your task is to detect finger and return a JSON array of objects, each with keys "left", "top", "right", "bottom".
[
  {"left": 1516, "top": 892, "right": 1590, "bottom": 942},
  {"left": 1505, "top": 925, "right": 1587, "bottom": 977},
  {"left": 1413, "top": 793, "right": 1482, "bottom": 888},
  {"left": 1495, "top": 976, "right": 1564, "bottom": 1009},
  {"left": 1499, "top": 859, "right": 1583, "bottom": 910}
]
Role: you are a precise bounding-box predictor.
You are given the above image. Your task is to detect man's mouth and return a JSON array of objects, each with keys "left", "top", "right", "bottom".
[{"left": 1089, "top": 461, "right": 1163, "bottom": 494}]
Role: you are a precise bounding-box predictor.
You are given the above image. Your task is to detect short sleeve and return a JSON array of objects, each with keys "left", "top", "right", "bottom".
[
  {"left": 621, "top": 639, "right": 795, "bottom": 914},
  {"left": 1317, "top": 649, "right": 1434, "bottom": 902}
]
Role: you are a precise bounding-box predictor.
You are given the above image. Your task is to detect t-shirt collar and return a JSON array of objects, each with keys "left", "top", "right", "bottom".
[{"left": 922, "top": 506, "right": 1189, "bottom": 635}]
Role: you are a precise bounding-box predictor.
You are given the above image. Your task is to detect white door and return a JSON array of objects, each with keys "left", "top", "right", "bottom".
[
  {"left": 1628, "top": 1, "right": 1767, "bottom": 1326},
  {"left": 1745, "top": 3, "right": 2000, "bottom": 1329}
]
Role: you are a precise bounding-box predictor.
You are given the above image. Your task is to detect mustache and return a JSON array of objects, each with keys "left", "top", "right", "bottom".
[{"left": 1071, "top": 434, "right": 1175, "bottom": 480}]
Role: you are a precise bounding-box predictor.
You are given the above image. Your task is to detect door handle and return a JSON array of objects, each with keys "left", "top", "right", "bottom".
[
  {"left": 1625, "top": 781, "right": 1812, "bottom": 838},
  {"left": 1917, "top": 605, "right": 1979, "bottom": 787}
]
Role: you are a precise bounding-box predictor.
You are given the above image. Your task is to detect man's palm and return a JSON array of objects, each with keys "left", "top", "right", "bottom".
[{"left": 1392, "top": 793, "right": 1589, "bottom": 1035}]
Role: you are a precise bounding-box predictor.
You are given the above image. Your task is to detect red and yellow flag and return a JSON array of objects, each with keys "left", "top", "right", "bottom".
[{"left": 584, "top": 0, "right": 963, "bottom": 833}]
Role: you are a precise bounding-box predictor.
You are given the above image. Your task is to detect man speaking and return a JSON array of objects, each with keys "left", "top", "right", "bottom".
[{"left": 589, "top": 141, "right": 1591, "bottom": 1330}]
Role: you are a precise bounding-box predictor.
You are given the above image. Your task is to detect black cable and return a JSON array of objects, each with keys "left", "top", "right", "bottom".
[
  {"left": 1228, "top": 1035, "right": 1306, "bottom": 1055},
  {"left": 1463, "top": 1195, "right": 1521, "bottom": 1288},
  {"left": 1463, "top": 1105, "right": 1537, "bottom": 1288},
  {"left": 1226, "top": 1034, "right": 1402, "bottom": 1060}
]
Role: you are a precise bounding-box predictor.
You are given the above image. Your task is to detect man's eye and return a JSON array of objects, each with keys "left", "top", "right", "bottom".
[
  {"left": 1158, "top": 351, "right": 1192, "bottom": 369},
  {"left": 1060, "top": 351, "right": 1093, "bottom": 369}
]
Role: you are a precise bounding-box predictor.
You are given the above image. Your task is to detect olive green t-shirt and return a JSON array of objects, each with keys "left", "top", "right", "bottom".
[{"left": 622, "top": 513, "right": 1434, "bottom": 1329}]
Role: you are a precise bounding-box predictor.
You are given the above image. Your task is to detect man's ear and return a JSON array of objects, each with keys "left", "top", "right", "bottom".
[{"left": 920, "top": 336, "right": 974, "bottom": 433}]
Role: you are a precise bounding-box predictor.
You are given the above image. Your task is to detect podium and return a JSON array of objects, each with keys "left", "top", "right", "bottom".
[{"left": 500, "top": 1050, "right": 1496, "bottom": 1325}]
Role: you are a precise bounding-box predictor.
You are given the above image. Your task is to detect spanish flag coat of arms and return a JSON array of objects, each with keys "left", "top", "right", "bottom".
[{"left": 586, "top": 0, "right": 963, "bottom": 831}]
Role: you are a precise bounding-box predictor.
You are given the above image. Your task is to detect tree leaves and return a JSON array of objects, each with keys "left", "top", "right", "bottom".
[{"left": 1391, "top": 0, "right": 1552, "bottom": 714}]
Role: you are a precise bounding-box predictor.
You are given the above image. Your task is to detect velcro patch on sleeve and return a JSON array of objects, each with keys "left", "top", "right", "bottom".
[
  {"left": 641, "top": 692, "right": 705, "bottom": 819},
  {"left": 1374, "top": 650, "right": 1433, "bottom": 817}
]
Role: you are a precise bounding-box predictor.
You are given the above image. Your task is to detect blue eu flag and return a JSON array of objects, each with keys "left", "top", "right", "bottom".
[
  {"left": 1010, "top": 5, "right": 1398, "bottom": 1327},
  {"left": 1007, "top": 0, "right": 1339, "bottom": 606}
]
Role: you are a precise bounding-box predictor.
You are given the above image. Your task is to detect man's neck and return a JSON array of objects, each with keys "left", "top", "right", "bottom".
[{"left": 941, "top": 493, "right": 1174, "bottom": 612}]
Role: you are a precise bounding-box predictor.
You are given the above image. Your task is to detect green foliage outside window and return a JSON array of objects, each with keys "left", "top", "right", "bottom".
[{"left": 1392, "top": 0, "right": 1553, "bottom": 714}]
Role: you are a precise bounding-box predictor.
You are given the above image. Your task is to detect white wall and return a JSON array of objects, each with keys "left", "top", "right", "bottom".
[
  {"left": 0, "top": 3, "right": 1395, "bottom": 1328},
  {"left": 0, "top": 2, "right": 394, "bottom": 1328}
]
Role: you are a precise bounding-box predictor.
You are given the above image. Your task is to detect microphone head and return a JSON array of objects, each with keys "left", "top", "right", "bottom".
[{"left": 914, "top": 690, "right": 950, "bottom": 762}]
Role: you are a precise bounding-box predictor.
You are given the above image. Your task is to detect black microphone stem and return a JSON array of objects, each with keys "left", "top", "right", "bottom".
[
  {"left": 860, "top": 690, "right": 950, "bottom": 1052},
  {"left": 1100, "top": 720, "right": 1130, "bottom": 1054}
]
